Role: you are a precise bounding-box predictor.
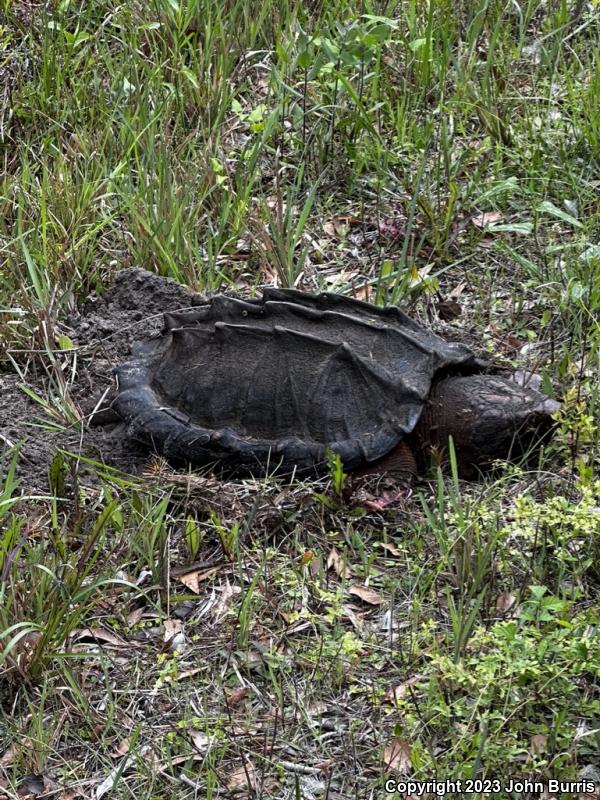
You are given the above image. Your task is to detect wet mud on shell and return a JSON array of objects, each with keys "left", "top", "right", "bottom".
[{"left": 0, "top": 268, "right": 203, "bottom": 492}]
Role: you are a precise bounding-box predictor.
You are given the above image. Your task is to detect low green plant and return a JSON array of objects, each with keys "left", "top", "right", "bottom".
[
  {"left": 326, "top": 449, "right": 348, "bottom": 496},
  {"left": 0, "top": 478, "right": 128, "bottom": 682},
  {"left": 392, "top": 600, "right": 599, "bottom": 778}
]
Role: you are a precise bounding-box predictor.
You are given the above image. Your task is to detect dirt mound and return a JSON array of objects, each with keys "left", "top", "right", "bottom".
[{"left": 0, "top": 268, "right": 203, "bottom": 492}]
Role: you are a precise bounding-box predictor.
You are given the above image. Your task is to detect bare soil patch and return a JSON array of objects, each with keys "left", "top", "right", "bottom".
[{"left": 1, "top": 268, "right": 204, "bottom": 491}]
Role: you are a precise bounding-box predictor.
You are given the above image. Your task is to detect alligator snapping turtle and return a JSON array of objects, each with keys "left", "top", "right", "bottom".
[{"left": 112, "top": 288, "right": 560, "bottom": 478}]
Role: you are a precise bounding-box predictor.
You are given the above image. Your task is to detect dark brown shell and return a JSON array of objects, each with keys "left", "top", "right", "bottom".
[{"left": 112, "top": 289, "right": 486, "bottom": 475}]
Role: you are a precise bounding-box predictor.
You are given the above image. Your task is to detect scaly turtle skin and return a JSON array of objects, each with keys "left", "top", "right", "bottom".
[{"left": 112, "top": 288, "right": 560, "bottom": 478}]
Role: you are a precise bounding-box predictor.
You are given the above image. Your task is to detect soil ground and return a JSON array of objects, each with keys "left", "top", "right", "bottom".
[{"left": 1, "top": 268, "right": 205, "bottom": 490}]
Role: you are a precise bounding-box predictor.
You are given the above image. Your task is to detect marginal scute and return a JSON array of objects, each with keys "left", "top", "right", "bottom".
[{"left": 112, "top": 288, "right": 487, "bottom": 475}]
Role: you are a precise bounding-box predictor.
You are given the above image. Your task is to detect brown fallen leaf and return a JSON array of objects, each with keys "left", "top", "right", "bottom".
[
  {"left": 189, "top": 730, "right": 210, "bottom": 752},
  {"left": 348, "top": 584, "right": 384, "bottom": 605},
  {"left": 164, "top": 753, "right": 204, "bottom": 768},
  {"left": 472, "top": 210, "right": 503, "bottom": 228},
  {"left": 226, "top": 687, "right": 248, "bottom": 708},
  {"left": 529, "top": 733, "right": 547, "bottom": 756},
  {"left": 312, "top": 759, "right": 335, "bottom": 771},
  {"left": 297, "top": 550, "right": 314, "bottom": 567},
  {"left": 496, "top": 592, "right": 520, "bottom": 616},
  {"left": 177, "top": 567, "right": 219, "bottom": 593},
  {"left": 126, "top": 607, "right": 145, "bottom": 627},
  {"left": 226, "top": 758, "right": 257, "bottom": 791},
  {"left": 323, "top": 216, "right": 356, "bottom": 237},
  {"left": 4, "top": 631, "right": 42, "bottom": 677},
  {"left": 322, "top": 220, "right": 345, "bottom": 238},
  {"left": 306, "top": 701, "right": 329, "bottom": 716},
  {"left": 70, "top": 628, "right": 125, "bottom": 647},
  {"left": 379, "top": 541, "right": 402, "bottom": 557},
  {"left": 352, "top": 284, "right": 372, "bottom": 302},
  {"left": 0, "top": 743, "right": 19, "bottom": 768},
  {"left": 327, "top": 547, "right": 352, "bottom": 578},
  {"left": 57, "top": 789, "right": 85, "bottom": 800},
  {"left": 163, "top": 619, "right": 183, "bottom": 642},
  {"left": 363, "top": 491, "right": 405, "bottom": 511},
  {"left": 435, "top": 296, "right": 462, "bottom": 321},
  {"left": 383, "top": 737, "right": 412, "bottom": 774},
  {"left": 213, "top": 581, "right": 242, "bottom": 621},
  {"left": 448, "top": 281, "right": 466, "bottom": 298},
  {"left": 341, "top": 604, "right": 366, "bottom": 634},
  {"left": 110, "top": 739, "right": 131, "bottom": 758},
  {"left": 378, "top": 218, "right": 405, "bottom": 239},
  {"left": 385, "top": 675, "right": 422, "bottom": 703},
  {"left": 177, "top": 666, "right": 205, "bottom": 680},
  {"left": 324, "top": 269, "right": 360, "bottom": 286}
]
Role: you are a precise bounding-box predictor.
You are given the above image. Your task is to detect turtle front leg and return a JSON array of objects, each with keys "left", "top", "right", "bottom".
[
  {"left": 359, "top": 440, "right": 417, "bottom": 480},
  {"left": 344, "top": 441, "right": 416, "bottom": 509},
  {"left": 348, "top": 434, "right": 417, "bottom": 496}
]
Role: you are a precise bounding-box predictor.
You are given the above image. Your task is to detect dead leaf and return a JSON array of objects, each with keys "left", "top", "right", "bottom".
[
  {"left": 297, "top": 550, "right": 314, "bottom": 567},
  {"left": 472, "top": 210, "right": 503, "bottom": 228},
  {"left": 261, "top": 777, "right": 282, "bottom": 794},
  {"left": 306, "top": 701, "right": 328, "bottom": 716},
  {"left": 322, "top": 216, "right": 352, "bottom": 238},
  {"left": 341, "top": 604, "right": 366, "bottom": 634},
  {"left": 378, "top": 218, "right": 405, "bottom": 239},
  {"left": 348, "top": 584, "right": 384, "bottom": 605},
  {"left": 363, "top": 491, "right": 405, "bottom": 511},
  {"left": 283, "top": 619, "right": 312, "bottom": 635},
  {"left": 449, "top": 281, "right": 466, "bottom": 299},
  {"left": 1, "top": 739, "right": 31, "bottom": 768},
  {"left": 512, "top": 369, "right": 543, "bottom": 391},
  {"left": 4, "top": 631, "right": 42, "bottom": 677},
  {"left": 164, "top": 753, "right": 204, "bottom": 767},
  {"left": 213, "top": 581, "right": 241, "bottom": 620},
  {"left": 177, "top": 567, "right": 219, "bottom": 593},
  {"left": 189, "top": 730, "right": 210, "bottom": 752},
  {"left": 435, "top": 296, "right": 462, "bottom": 321},
  {"left": 530, "top": 733, "right": 547, "bottom": 756},
  {"left": 226, "top": 687, "right": 248, "bottom": 707},
  {"left": 312, "top": 759, "right": 335, "bottom": 771},
  {"left": 496, "top": 592, "right": 520, "bottom": 616},
  {"left": 352, "top": 284, "right": 372, "bottom": 302},
  {"left": 385, "top": 675, "right": 422, "bottom": 703},
  {"left": 327, "top": 547, "right": 351, "bottom": 578},
  {"left": 163, "top": 619, "right": 183, "bottom": 642},
  {"left": 70, "top": 628, "right": 125, "bottom": 647},
  {"left": 379, "top": 541, "right": 402, "bottom": 557},
  {"left": 95, "top": 759, "right": 136, "bottom": 798},
  {"left": 57, "top": 790, "right": 84, "bottom": 800},
  {"left": 110, "top": 739, "right": 131, "bottom": 758},
  {"left": 126, "top": 607, "right": 145, "bottom": 627},
  {"left": 383, "top": 737, "right": 412, "bottom": 773},
  {"left": 226, "top": 758, "right": 257, "bottom": 791},
  {"left": 324, "top": 269, "right": 359, "bottom": 286},
  {"left": 488, "top": 321, "right": 523, "bottom": 355}
]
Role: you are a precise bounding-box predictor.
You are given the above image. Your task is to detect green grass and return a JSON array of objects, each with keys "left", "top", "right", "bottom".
[{"left": 1, "top": 0, "right": 599, "bottom": 796}]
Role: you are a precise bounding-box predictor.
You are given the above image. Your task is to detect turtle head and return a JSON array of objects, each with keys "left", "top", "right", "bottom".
[{"left": 414, "top": 373, "right": 561, "bottom": 477}]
